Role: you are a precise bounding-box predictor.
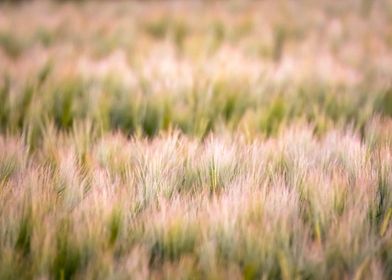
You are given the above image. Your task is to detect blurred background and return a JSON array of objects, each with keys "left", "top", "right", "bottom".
[{"left": 0, "top": 0, "right": 391, "bottom": 139}]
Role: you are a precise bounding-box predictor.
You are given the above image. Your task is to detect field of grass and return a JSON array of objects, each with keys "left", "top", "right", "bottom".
[{"left": 0, "top": 0, "right": 391, "bottom": 279}]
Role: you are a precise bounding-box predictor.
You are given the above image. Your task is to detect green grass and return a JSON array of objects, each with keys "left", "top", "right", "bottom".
[{"left": 0, "top": 0, "right": 391, "bottom": 279}]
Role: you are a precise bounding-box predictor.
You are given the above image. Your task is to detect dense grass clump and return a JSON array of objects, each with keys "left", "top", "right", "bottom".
[{"left": 0, "top": 0, "right": 391, "bottom": 279}]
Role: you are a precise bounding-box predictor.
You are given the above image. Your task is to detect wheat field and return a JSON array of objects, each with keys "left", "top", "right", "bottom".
[{"left": 0, "top": 1, "right": 391, "bottom": 279}]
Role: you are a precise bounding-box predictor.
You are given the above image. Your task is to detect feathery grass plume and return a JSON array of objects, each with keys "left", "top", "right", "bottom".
[{"left": 0, "top": 0, "right": 391, "bottom": 278}]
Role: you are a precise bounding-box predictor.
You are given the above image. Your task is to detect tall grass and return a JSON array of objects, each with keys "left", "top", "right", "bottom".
[
  {"left": 0, "top": 126, "right": 390, "bottom": 279},
  {"left": 0, "top": 0, "right": 391, "bottom": 279}
]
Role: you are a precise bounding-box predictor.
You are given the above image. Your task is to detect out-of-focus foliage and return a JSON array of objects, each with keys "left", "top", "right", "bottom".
[{"left": 0, "top": 0, "right": 391, "bottom": 279}]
